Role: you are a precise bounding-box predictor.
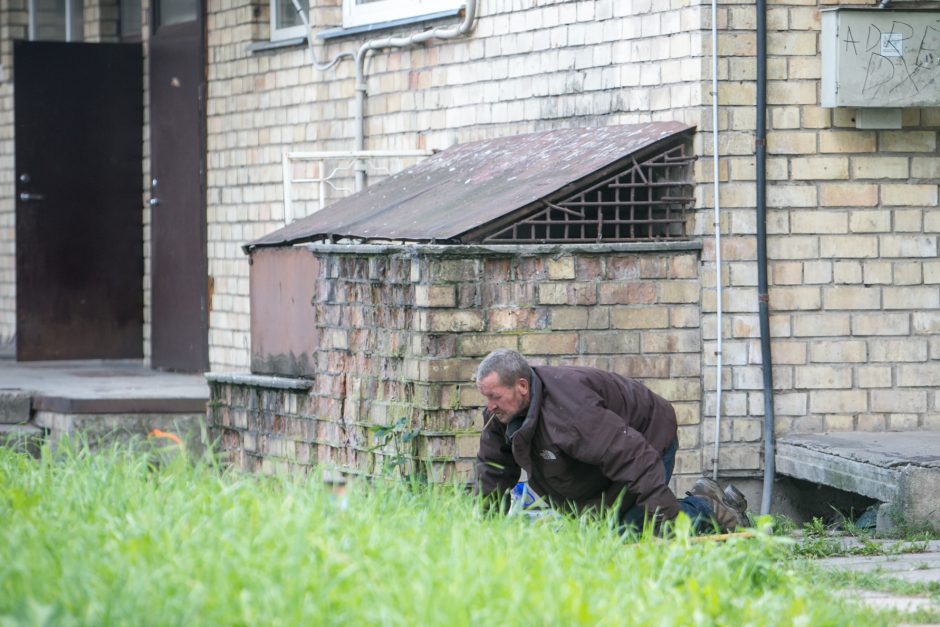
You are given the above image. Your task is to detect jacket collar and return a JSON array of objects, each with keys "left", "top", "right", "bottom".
[{"left": 509, "top": 368, "right": 544, "bottom": 471}]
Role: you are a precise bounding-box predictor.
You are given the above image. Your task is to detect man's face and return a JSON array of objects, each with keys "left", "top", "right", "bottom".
[{"left": 477, "top": 372, "right": 530, "bottom": 424}]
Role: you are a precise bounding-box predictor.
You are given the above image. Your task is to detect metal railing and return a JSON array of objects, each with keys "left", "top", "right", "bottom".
[
  {"left": 483, "top": 143, "right": 694, "bottom": 244},
  {"left": 281, "top": 150, "right": 433, "bottom": 225}
]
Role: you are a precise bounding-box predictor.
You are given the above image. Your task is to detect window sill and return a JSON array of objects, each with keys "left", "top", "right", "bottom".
[
  {"left": 246, "top": 36, "right": 307, "bottom": 54},
  {"left": 317, "top": 8, "right": 461, "bottom": 41}
]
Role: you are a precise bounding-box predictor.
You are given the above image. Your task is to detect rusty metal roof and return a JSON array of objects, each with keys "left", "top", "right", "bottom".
[{"left": 247, "top": 122, "right": 695, "bottom": 250}]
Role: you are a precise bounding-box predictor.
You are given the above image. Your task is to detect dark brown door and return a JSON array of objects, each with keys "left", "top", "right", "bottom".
[
  {"left": 14, "top": 41, "right": 143, "bottom": 361},
  {"left": 149, "top": 0, "right": 208, "bottom": 372}
]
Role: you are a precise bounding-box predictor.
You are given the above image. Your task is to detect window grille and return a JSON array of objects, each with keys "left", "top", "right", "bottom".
[{"left": 482, "top": 142, "right": 694, "bottom": 244}]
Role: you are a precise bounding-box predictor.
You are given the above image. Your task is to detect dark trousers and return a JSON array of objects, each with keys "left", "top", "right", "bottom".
[{"left": 621, "top": 437, "right": 714, "bottom": 533}]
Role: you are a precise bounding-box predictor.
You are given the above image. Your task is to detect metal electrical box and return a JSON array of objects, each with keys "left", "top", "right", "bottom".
[{"left": 821, "top": 9, "right": 940, "bottom": 108}]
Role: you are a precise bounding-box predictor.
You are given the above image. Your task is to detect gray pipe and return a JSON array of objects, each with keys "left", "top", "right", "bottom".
[
  {"left": 756, "top": 0, "right": 775, "bottom": 516},
  {"left": 354, "top": 1, "right": 478, "bottom": 190}
]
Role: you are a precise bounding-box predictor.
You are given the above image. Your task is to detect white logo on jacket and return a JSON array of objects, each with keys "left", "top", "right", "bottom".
[{"left": 539, "top": 449, "right": 557, "bottom": 460}]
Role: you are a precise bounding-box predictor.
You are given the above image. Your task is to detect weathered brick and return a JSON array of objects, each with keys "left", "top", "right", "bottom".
[
  {"left": 641, "top": 330, "right": 701, "bottom": 353},
  {"left": 809, "top": 340, "right": 867, "bottom": 363},
  {"left": 489, "top": 308, "right": 550, "bottom": 331},
  {"left": 857, "top": 414, "right": 886, "bottom": 431},
  {"left": 658, "top": 281, "right": 699, "bottom": 304},
  {"left": 894, "top": 264, "right": 923, "bottom": 286},
  {"left": 609, "top": 355, "right": 670, "bottom": 379},
  {"left": 767, "top": 131, "right": 816, "bottom": 154},
  {"left": 610, "top": 307, "right": 670, "bottom": 329},
  {"left": 790, "top": 210, "right": 847, "bottom": 234},
  {"left": 880, "top": 131, "right": 936, "bottom": 153},
  {"left": 883, "top": 287, "right": 939, "bottom": 310},
  {"left": 716, "top": 445, "right": 760, "bottom": 471},
  {"left": 819, "top": 131, "right": 876, "bottom": 153},
  {"left": 822, "top": 286, "right": 880, "bottom": 310},
  {"left": 913, "top": 312, "right": 940, "bottom": 334},
  {"left": 645, "top": 377, "right": 701, "bottom": 402},
  {"left": 852, "top": 156, "right": 909, "bottom": 179},
  {"left": 520, "top": 332, "right": 578, "bottom": 355},
  {"left": 537, "top": 283, "right": 568, "bottom": 305},
  {"left": 887, "top": 414, "right": 920, "bottom": 431},
  {"left": 820, "top": 183, "right": 878, "bottom": 208},
  {"left": 547, "top": 257, "right": 576, "bottom": 280},
  {"left": 792, "top": 313, "right": 851, "bottom": 337},
  {"left": 670, "top": 305, "right": 701, "bottom": 328},
  {"left": 769, "top": 286, "right": 821, "bottom": 311},
  {"left": 895, "top": 209, "right": 923, "bottom": 232},
  {"left": 428, "top": 310, "right": 485, "bottom": 333},
  {"left": 794, "top": 366, "right": 853, "bottom": 389},
  {"left": 414, "top": 285, "right": 456, "bottom": 308},
  {"left": 833, "top": 261, "right": 862, "bottom": 284},
  {"left": 849, "top": 210, "right": 890, "bottom": 232},
  {"left": 767, "top": 184, "right": 817, "bottom": 208},
  {"left": 881, "top": 184, "right": 938, "bottom": 207},
  {"left": 456, "top": 334, "right": 519, "bottom": 357},
  {"left": 871, "top": 390, "right": 927, "bottom": 413},
  {"left": 580, "top": 331, "right": 639, "bottom": 354},
  {"left": 852, "top": 312, "right": 910, "bottom": 336},
  {"left": 898, "top": 364, "right": 940, "bottom": 386},
  {"left": 598, "top": 282, "right": 657, "bottom": 305},
  {"left": 810, "top": 390, "right": 868, "bottom": 413},
  {"left": 767, "top": 235, "right": 818, "bottom": 259},
  {"left": 791, "top": 156, "right": 849, "bottom": 180},
  {"left": 858, "top": 366, "right": 892, "bottom": 388},
  {"left": 869, "top": 338, "right": 928, "bottom": 362},
  {"left": 804, "top": 261, "right": 832, "bottom": 284},
  {"left": 819, "top": 236, "right": 879, "bottom": 258}
]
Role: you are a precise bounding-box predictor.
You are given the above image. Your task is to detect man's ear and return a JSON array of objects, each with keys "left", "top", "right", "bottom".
[{"left": 516, "top": 377, "right": 529, "bottom": 397}]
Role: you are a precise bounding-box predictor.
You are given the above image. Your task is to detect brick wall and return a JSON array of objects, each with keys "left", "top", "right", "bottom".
[
  {"left": 204, "top": 0, "right": 708, "bottom": 371},
  {"left": 700, "top": 1, "right": 940, "bottom": 478},
  {"left": 0, "top": 0, "right": 27, "bottom": 348},
  {"left": 208, "top": 243, "right": 705, "bottom": 491}
]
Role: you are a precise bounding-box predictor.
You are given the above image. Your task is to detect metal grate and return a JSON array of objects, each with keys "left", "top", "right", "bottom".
[{"left": 482, "top": 142, "right": 694, "bottom": 244}]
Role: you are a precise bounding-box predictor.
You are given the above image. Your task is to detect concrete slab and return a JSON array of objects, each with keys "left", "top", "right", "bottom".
[
  {"left": 776, "top": 432, "right": 940, "bottom": 533},
  {"left": 817, "top": 538, "right": 940, "bottom": 615},
  {"left": 0, "top": 359, "right": 209, "bottom": 413}
]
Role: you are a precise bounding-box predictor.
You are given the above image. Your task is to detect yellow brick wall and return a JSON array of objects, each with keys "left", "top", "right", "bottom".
[
  {"left": 699, "top": 1, "right": 940, "bottom": 477},
  {"left": 204, "top": 0, "right": 708, "bottom": 370}
]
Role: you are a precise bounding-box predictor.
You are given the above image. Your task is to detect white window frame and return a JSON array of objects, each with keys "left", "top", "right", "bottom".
[
  {"left": 342, "top": 0, "right": 462, "bottom": 29},
  {"left": 28, "top": 0, "right": 83, "bottom": 41},
  {"left": 270, "top": 0, "right": 308, "bottom": 41}
]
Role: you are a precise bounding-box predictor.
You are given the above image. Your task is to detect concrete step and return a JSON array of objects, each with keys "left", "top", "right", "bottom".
[
  {"left": 0, "top": 423, "right": 43, "bottom": 457},
  {"left": 776, "top": 431, "right": 940, "bottom": 534},
  {"left": 0, "top": 390, "right": 31, "bottom": 424}
]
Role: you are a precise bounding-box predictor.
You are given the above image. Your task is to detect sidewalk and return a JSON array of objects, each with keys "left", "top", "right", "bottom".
[{"left": 813, "top": 538, "right": 940, "bottom": 616}]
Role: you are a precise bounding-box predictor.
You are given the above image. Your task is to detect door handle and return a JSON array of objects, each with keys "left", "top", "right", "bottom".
[
  {"left": 149, "top": 198, "right": 160, "bottom": 207},
  {"left": 19, "top": 192, "right": 44, "bottom": 201}
]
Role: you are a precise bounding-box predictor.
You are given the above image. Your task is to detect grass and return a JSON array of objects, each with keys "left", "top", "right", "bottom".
[{"left": 0, "top": 440, "right": 910, "bottom": 626}]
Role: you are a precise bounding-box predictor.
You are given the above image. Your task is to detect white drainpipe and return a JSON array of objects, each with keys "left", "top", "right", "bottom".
[
  {"left": 291, "top": 1, "right": 479, "bottom": 191},
  {"left": 710, "top": 0, "right": 723, "bottom": 481}
]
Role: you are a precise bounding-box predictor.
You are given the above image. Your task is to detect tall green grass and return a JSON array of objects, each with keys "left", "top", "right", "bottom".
[{"left": 0, "top": 441, "right": 890, "bottom": 626}]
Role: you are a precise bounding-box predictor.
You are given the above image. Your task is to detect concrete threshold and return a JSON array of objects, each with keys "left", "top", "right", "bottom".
[
  {"left": 0, "top": 359, "right": 210, "bottom": 452},
  {"left": 776, "top": 432, "right": 940, "bottom": 533}
]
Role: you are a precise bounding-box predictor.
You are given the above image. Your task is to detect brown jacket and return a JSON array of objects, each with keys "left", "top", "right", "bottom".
[{"left": 475, "top": 365, "right": 680, "bottom": 520}]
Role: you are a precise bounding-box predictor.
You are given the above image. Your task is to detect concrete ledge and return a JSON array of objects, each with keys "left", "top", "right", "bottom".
[
  {"left": 206, "top": 372, "right": 314, "bottom": 390},
  {"left": 32, "top": 396, "right": 207, "bottom": 414},
  {"left": 776, "top": 432, "right": 940, "bottom": 532},
  {"left": 0, "top": 391, "right": 31, "bottom": 423}
]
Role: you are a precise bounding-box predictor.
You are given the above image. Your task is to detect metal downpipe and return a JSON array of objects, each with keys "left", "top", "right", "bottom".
[
  {"left": 354, "top": 0, "right": 478, "bottom": 190},
  {"left": 756, "top": 0, "right": 775, "bottom": 516}
]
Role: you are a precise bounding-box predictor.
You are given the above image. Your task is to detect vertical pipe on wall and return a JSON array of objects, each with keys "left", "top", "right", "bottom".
[
  {"left": 756, "top": 0, "right": 776, "bottom": 516},
  {"left": 710, "top": 0, "right": 723, "bottom": 482}
]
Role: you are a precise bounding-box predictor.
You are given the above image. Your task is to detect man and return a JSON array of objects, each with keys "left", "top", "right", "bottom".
[{"left": 473, "top": 349, "right": 747, "bottom": 533}]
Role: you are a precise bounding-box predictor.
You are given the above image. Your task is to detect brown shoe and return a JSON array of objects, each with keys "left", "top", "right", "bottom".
[{"left": 688, "top": 477, "right": 749, "bottom": 532}]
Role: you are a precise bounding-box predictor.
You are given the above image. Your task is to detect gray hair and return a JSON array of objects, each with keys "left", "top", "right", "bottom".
[{"left": 475, "top": 349, "right": 532, "bottom": 388}]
